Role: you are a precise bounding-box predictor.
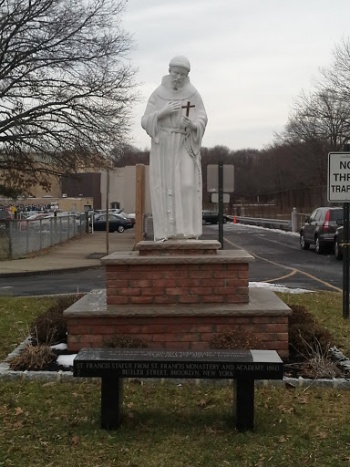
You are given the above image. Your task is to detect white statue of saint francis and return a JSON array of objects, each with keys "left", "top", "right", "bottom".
[{"left": 141, "top": 56, "right": 208, "bottom": 241}]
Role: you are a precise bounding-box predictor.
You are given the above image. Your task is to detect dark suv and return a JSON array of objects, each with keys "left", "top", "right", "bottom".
[
  {"left": 300, "top": 207, "right": 343, "bottom": 254},
  {"left": 334, "top": 226, "right": 345, "bottom": 260},
  {"left": 202, "top": 210, "right": 230, "bottom": 224}
]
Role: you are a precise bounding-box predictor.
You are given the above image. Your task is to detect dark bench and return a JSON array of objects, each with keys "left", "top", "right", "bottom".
[{"left": 73, "top": 348, "right": 283, "bottom": 432}]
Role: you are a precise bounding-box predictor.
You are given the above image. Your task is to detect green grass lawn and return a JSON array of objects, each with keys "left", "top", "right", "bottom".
[
  {"left": 1, "top": 293, "right": 350, "bottom": 466},
  {"left": 1, "top": 380, "right": 350, "bottom": 466}
]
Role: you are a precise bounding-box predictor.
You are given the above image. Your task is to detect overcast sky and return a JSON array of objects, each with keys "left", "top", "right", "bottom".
[{"left": 123, "top": 0, "right": 350, "bottom": 151}]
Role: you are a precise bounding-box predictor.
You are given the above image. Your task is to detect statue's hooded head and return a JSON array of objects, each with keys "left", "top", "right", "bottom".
[
  {"left": 168, "top": 56, "right": 191, "bottom": 90},
  {"left": 169, "top": 55, "right": 191, "bottom": 72}
]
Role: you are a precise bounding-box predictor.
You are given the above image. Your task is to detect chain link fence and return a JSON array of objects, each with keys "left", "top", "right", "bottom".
[{"left": 0, "top": 214, "right": 89, "bottom": 260}]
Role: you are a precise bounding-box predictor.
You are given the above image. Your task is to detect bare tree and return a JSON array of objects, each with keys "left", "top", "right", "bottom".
[
  {"left": 274, "top": 85, "right": 350, "bottom": 199},
  {"left": 282, "top": 89, "right": 350, "bottom": 150},
  {"left": 320, "top": 38, "right": 350, "bottom": 105},
  {"left": 0, "top": 0, "right": 136, "bottom": 193},
  {"left": 228, "top": 148, "right": 259, "bottom": 199}
]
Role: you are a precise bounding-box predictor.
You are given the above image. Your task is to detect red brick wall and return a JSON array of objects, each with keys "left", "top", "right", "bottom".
[
  {"left": 106, "top": 263, "right": 249, "bottom": 306},
  {"left": 66, "top": 314, "right": 289, "bottom": 358},
  {"left": 67, "top": 247, "right": 289, "bottom": 359}
]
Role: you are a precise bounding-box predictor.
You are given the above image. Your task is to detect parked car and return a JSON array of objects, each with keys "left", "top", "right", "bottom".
[
  {"left": 333, "top": 224, "right": 350, "bottom": 260},
  {"left": 19, "top": 212, "right": 50, "bottom": 229},
  {"left": 93, "top": 209, "right": 135, "bottom": 227},
  {"left": 300, "top": 207, "right": 343, "bottom": 254},
  {"left": 202, "top": 210, "right": 230, "bottom": 224},
  {"left": 94, "top": 208, "right": 123, "bottom": 216},
  {"left": 91, "top": 213, "right": 133, "bottom": 233},
  {"left": 117, "top": 211, "right": 135, "bottom": 227},
  {"left": 25, "top": 212, "right": 49, "bottom": 220},
  {"left": 41, "top": 212, "right": 80, "bottom": 228}
]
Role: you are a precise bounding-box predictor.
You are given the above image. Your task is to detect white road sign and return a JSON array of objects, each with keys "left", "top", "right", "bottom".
[
  {"left": 211, "top": 193, "right": 230, "bottom": 203},
  {"left": 328, "top": 152, "right": 350, "bottom": 202},
  {"left": 207, "top": 164, "right": 234, "bottom": 193}
]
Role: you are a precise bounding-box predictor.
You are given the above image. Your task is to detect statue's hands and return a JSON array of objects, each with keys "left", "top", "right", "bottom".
[
  {"left": 158, "top": 101, "right": 181, "bottom": 119},
  {"left": 182, "top": 116, "right": 196, "bottom": 131}
]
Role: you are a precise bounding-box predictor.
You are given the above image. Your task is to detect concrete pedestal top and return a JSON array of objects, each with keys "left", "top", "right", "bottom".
[
  {"left": 63, "top": 287, "right": 291, "bottom": 318},
  {"left": 101, "top": 248, "right": 254, "bottom": 265}
]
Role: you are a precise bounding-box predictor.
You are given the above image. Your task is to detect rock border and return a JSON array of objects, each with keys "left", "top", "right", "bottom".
[{"left": 1, "top": 339, "right": 350, "bottom": 388}]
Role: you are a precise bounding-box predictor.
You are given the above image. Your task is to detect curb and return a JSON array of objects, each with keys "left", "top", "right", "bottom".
[{"left": 0, "top": 265, "right": 103, "bottom": 278}]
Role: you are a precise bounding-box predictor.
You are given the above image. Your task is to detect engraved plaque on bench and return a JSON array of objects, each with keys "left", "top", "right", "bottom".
[{"left": 74, "top": 349, "right": 283, "bottom": 380}]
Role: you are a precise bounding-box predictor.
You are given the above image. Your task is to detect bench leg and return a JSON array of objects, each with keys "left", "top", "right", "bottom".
[
  {"left": 101, "top": 376, "right": 123, "bottom": 430},
  {"left": 234, "top": 378, "right": 254, "bottom": 432}
]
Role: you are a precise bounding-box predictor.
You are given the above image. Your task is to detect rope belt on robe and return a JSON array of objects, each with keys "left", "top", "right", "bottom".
[
  {"left": 158, "top": 126, "right": 202, "bottom": 189},
  {"left": 159, "top": 127, "right": 187, "bottom": 134},
  {"left": 184, "top": 134, "right": 202, "bottom": 189}
]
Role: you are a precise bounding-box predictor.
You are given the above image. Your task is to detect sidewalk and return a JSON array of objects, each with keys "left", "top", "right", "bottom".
[{"left": 0, "top": 230, "right": 136, "bottom": 277}]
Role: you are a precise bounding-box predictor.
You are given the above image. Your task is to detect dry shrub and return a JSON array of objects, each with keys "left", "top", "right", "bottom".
[
  {"left": 9, "top": 344, "right": 56, "bottom": 371},
  {"left": 286, "top": 334, "right": 342, "bottom": 378},
  {"left": 30, "top": 294, "right": 82, "bottom": 345},
  {"left": 30, "top": 309, "right": 66, "bottom": 345},
  {"left": 301, "top": 354, "right": 342, "bottom": 378},
  {"left": 103, "top": 335, "right": 148, "bottom": 348},
  {"left": 288, "top": 304, "right": 333, "bottom": 356},
  {"left": 209, "top": 329, "right": 266, "bottom": 350},
  {"left": 286, "top": 304, "right": 342, "bottom": 378},
  {"left": 288, "top": 304, "right": 314, "bottom": 325}
]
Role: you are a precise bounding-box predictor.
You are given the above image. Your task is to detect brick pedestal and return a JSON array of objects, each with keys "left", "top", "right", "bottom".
[
  {"left": 64, "top": 240, "right": 291, "bottom": 357},
  {"left": 105, "top": 240, "right": 251, "bottom": 306}
]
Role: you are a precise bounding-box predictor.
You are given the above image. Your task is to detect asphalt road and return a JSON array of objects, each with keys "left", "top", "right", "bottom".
[
  {"left": 218, "top": 223, "right": 343, "bottom": 292},
  {"left": 0, "top": 223, "right": 345, "bottom": 296}
]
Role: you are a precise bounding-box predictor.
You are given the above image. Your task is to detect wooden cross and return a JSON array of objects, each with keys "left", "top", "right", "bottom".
[
  {"left": 182, "top": 101, "right": 195, "bottom": 117},
  {"left": 182, "top": 101, "right": 195, "bottom": 131}
]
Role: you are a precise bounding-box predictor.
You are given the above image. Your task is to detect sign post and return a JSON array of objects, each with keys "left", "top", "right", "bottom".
[
  {"left": 328, "top": 150, "right": 350, "bottom": 318},
  {"left": 218, "top": 162, "right": 224, "bottom": 248},
  {"left": 207, "top": 164, "right": 234, "bottom": 249}
]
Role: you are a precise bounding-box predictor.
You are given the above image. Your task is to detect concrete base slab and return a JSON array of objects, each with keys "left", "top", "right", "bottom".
[
  {"left": 64, "top": 288, "right": 291, "bottom": 357},
  {"left": 64, "top": 287, "right": 291, "bottom": 318}
]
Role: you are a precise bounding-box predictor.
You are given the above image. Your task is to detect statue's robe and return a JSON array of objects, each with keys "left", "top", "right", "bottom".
[{"left": 141, "top": 75, "right": 208, "bottom": 241}]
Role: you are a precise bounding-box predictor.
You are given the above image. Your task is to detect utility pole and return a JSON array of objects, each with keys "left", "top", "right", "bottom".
[
  {"left": 106, "top": 170, "right": 110, "bottom": 255},
  {"left": 343, "top": 143, "right": 350, "bottom": 318}
]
